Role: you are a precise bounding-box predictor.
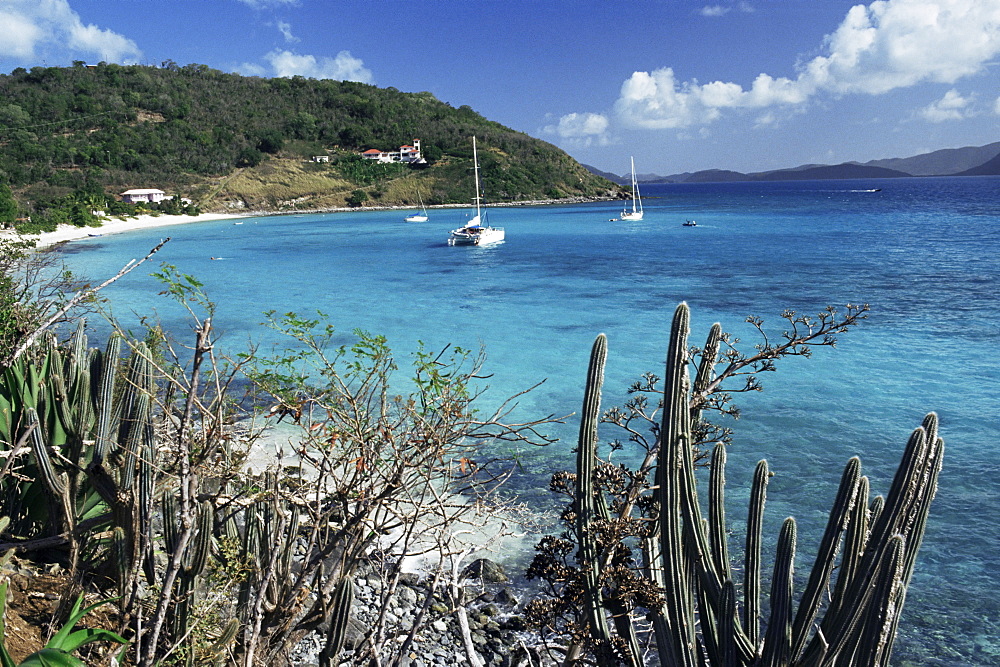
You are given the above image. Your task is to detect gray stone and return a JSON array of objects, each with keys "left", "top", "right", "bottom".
[
  {"left": 395, "top": 584, "right": 419, "bottom": 606},
  {"left": 461, "top": 558, "right": 508, "bottom": 583},
  {"left": 494, "top": 588, "right": 519, "bottom": 606}
]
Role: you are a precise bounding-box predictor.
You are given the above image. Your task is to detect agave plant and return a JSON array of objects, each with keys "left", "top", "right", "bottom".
[{"left": 0, "top": 582, "right": 128, "bottom": 667}]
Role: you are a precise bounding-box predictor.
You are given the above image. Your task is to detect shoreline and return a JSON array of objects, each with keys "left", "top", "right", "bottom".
[
  {"left": 5, "top": 212, "right": 249, "bottom": 249},
  {"left": 4, "top": 195, "right": 618, "bottom": 250}
]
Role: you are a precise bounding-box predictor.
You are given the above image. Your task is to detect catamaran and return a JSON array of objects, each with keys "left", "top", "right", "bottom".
[
  {"left": 448, "top": 137, "right": 505, "bottom": 246},
  {"left": 620, "top": 156, "right": 644, "bottom": 221}
]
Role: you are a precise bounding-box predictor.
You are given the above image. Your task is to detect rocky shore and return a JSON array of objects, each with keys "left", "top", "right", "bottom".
[{"left": 289, "top": 557, "right": 542, "bottom": 667}]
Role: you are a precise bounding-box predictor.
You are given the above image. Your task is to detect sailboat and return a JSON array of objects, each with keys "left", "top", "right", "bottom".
[
  {"left": 404, "top": 189, "right": 429, "bottom": 222},
  {"left": 448, "top": 137, "right": 505, "bottom": 246},
  {"left": 620, "top": 156, "right": 644, "bottom": 221}
]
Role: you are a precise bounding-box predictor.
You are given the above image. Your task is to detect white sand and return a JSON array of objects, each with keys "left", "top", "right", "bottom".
[{"left": 3, "top": 212, "right": 250, "bottom": 249}]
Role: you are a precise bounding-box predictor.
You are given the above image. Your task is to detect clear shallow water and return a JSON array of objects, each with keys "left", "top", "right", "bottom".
[{"left": 58, "top": 176, "right": 1000, "bottom": 664}]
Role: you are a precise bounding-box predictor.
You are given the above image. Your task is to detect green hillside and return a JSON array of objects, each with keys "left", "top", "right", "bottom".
[{"left": 0, "top": 62, "right": 618, "bottom": 229}]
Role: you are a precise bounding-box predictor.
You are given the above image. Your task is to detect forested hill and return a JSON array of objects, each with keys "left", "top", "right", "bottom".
[{"left": 0, "top": 62, "right": 617, "bottom": 225}]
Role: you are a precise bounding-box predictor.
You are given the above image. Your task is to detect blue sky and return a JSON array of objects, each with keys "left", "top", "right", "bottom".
[{"left": 2, "top": 0, "right": 998, "bottom": 176}]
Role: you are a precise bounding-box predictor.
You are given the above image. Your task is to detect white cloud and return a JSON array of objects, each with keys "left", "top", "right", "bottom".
[
  {"left": 276, "top": 21, "right": 298, "bottom": 43},
  {"left": 700, "top": 5, "right": 730, "bottom": 17},
  {"left": 237, "top": 0, "right": 300, "bottom": 8},
  {"left": 234, "top": 62, "right": 268, "bottom": 77},
  {"left": 919, "top": 89, "right": 975, "bottom": 122},
  {"left": 615, "top": 0, "right": 1000, "bottom": 129},
  {"left": 700, "top": 2, "right": 753, "bottom": 17},
  {"left": 0, "top": 10, "right": 43, "bottom": 58},
  {"left": 543, "top": 112, "right": 610, "bottom": 146},
  {"left": 551, "top": 112, "right": 609, "bottom": 137},
  {"left": 0, "top": 0, "right": 141, "bottom": 63},
  {"left": 264, "top": 49, "right": 373, "bottom": 83}
]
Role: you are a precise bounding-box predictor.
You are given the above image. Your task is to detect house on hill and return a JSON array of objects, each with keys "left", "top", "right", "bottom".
[
  {"left": 360, "top": 139, "right": 425, "bottom": 164},
  {"left": 121, "top": 189, "right": 166, "bottom": 203}
]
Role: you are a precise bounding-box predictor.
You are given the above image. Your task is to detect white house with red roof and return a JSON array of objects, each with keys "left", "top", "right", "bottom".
[{"left": 361, "top": 139, "right": 425, "bottom": 164}]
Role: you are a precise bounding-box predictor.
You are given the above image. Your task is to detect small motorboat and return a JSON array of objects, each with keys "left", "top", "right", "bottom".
[{"left": 683, "top": 220, "right": 698, "bottom": 227}]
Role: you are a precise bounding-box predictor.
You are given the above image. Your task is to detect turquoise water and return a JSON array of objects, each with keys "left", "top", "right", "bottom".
[{"left": 57, "top": 176, "right": 1000, "bottom": 664}]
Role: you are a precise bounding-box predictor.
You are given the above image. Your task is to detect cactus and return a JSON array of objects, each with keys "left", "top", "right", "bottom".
[
  {"left": 563, "top": 303, "right": 943, "bottom": 667},
  {"left": 319, "top": 576, "right": 355, "bottom": 666},
  {"left": 573, "top": 334, "right": 616, "bottom": 662},
  {"left": 162, "top": 495, "right": 216, "bottom": 663}
]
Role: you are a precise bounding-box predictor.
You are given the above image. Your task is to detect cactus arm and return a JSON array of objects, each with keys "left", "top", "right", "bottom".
[
  {"left": 319, "top": 577, "right": 354, "bottom": 666},
  {"left": 717, "top": 580, "right": 738, "bottom": 667},
  {"left": 876, "top": 424, "right": 943, "bottom": 664},
  {"left": 743, "top": 459, "right": 768, "bottom": 651},
  {"left": 656, "top": 303, "right": 699, "bottom": 667},
  {"left": 186, "top": 501, "right": 214, "bottom": 576},
  {"left": 760, "top": 517, "right": 796, "bottom": 667},
  {"left": 831, "top": 475, "right": 870, "bottom": 619},
  {"left": 92, "top": 334, "right": 121, "bottom": 465},
  {"left": 140, "top": 437, "right": 157, "bottom": 585},
  {"left": 574, "top": 334, "right": 616, "bottom": 662},
  {"left": 708, "top": 443, "right": 732, "bottom": 584},
  {"left": 808, "top": 418, "right": 941, "bottom": 665},
  {"left": 163, "top": 492, "right": 179, "bottom": 555},
  {"left": 693, "top": 323, "right": 722, "bottom": 400},
  {"left": 852, "top": 535, "right": 906, "bottom": 667},
  {"left": 789, "top": 456, "right": 862, "bottom": 661}
]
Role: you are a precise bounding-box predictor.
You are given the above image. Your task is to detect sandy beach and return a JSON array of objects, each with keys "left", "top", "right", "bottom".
[
  {"left": 1, "top": 194, "right": 620, "bottom": 251},
  {"left": 2, "top": 212, "right": 251, "bottom": 249}
]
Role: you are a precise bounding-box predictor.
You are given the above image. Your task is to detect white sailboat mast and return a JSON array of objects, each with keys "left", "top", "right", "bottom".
[
  {"left": 473, "top": 136, "right": 482, "bottom": 220},
  {"left": 631, "top": 156, "right": 641, "bottom": 214}
]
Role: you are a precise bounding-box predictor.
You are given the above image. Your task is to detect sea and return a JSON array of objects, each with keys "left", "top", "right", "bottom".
[{"left": 55, "top": 176, "right": 1000, "bottom": 665}]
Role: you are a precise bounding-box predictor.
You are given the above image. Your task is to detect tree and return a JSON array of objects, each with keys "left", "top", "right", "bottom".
[
  {"left": 423, "top": 144, "right": 443, "bottom": 164},
  {"left": 346, "top": 188, "right": 369, "bottom": 207},
  {"left": 0, "top": 185, "right": 17, "bottom": 227}
]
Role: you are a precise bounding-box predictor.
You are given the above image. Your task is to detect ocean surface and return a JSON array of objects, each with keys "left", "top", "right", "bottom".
[{"left": 56, "top": 176, "right": 999, "bottom": 665}]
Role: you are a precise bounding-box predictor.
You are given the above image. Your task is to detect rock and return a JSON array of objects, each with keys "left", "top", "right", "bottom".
[
  {"left": 343, "top": 616, "right": 370, "bottom": 650},
  {"left": 494, "top": 588, "right": 519, "bottom": 606},
  {"left": 398, "top": 572, "right": 420, "bottom": 587},
  {"left": 500, "top": 615, "right": 528, "bottom": 631},
  {"left": 395, "top": 585, "right": 419, "bottom": 607},
  {"left": 461, "top": 558, "right": 508, "bottom": 583}
]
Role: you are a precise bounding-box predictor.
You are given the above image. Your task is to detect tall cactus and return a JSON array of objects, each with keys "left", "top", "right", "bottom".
[
  {"left": 574, "top": 334, "right": 615, "bottom": 663},
  {"left": 563, "top": 303, "right": 942, "bottom": 666}
]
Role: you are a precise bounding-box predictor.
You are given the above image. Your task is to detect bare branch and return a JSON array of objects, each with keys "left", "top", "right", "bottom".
[{"left": 4, "top": 238, "right": 169, "bottom": 367}]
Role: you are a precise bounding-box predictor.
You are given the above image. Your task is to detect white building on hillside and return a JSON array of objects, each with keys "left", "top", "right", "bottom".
[
  {"left": 361, "top": 139, "right": 425, "bottom": 164},
  {"left": 121, "top": 188, "right": 166, "bottom": 203}
]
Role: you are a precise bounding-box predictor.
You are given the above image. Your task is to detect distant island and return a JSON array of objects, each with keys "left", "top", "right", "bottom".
[{"left": 587, "top": 141, "right": 1000, "bottom": 184}]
